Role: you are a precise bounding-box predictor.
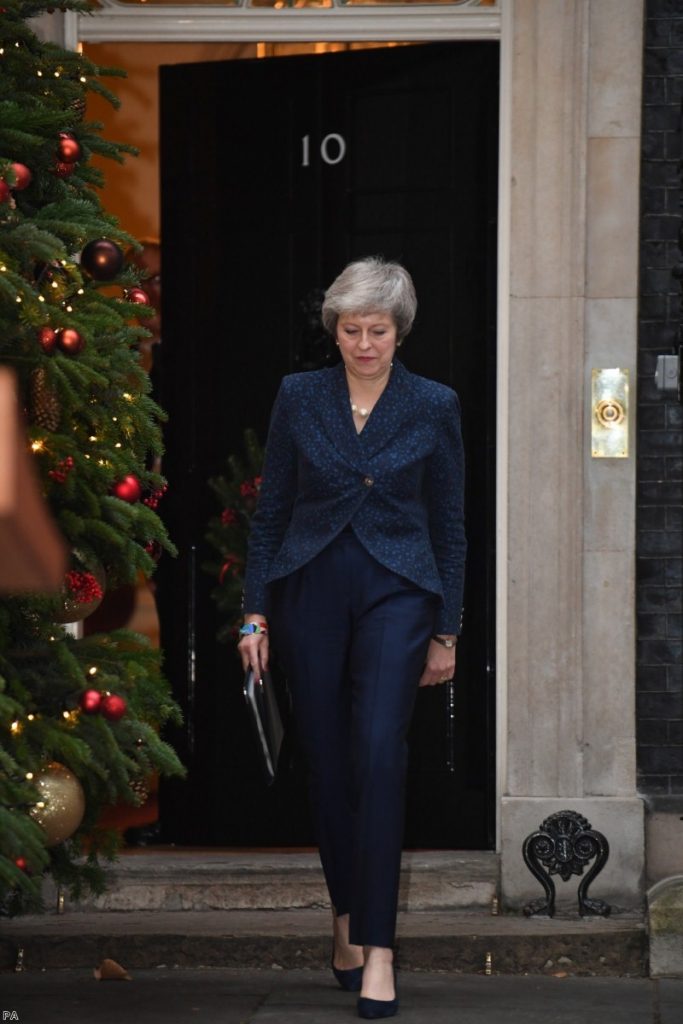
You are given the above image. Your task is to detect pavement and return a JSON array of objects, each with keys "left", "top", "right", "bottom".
[{"left": 1, "top": 967, "right": 682, "bottom": 1024}]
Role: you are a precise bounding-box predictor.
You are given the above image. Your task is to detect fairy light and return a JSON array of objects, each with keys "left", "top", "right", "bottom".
[
  {"left": 88, "top": 434, "right": 97, "bottom": 442},
  {"left": 88, "top": 666, "right": 97, "bottom": 676},
  {"left": 122, "top": 392, "right": 133, "bottom": 401},
  {"left": 80, "top": 76, "right": 87, "bottom": 84},
  {"left": 115, "top": 442, "right": 122, "bottom": 449},
  {"left": 77, "top": 288, "right": 84, "bottom": 295},
  {"left": 62, "top": 710, "right": 70, "bottom": 720},
  {"left": 51, "top": 281, "right": 58, "bottom": 289},
  {"left": 36, "top": 70, "right": 42, "bottom": 77},
  {"left": 54, "top": 70, "right": 60, "bottom": 78},
  {"left": 27, "top": 714, "right": 35, "bottom": 721},
  {"left": 112, "top": 417, "right": 118, "bottom": 422},
  {"left": 65, "top": 304, "right": 73, "bottom": 312},
  {"left": 38, "top": 295, "right": 45, "bottom": 303},
  {"left": 0, "top": 265, "right": 6, "bottom": 272},
  {"left": 16, "top": 295, "right": 21, "bottom": 303},
  {"left": 36, "top": 801, "right": 45, "bottom": 809},
  {"left": 25, "top": 772, "right": 33, "bottom": 781},
  {"left": 31, "top": 439, "right": 45, "bottom": 453},
  {"left": 10, "top": 721, "right": 21, "bottom": 734}
]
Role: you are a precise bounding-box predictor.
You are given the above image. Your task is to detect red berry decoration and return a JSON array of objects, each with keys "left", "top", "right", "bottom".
[
  {"left": 14, "top": 857, "right": 28, "bottom": 872},
  {"left": 57, "top": 132, "right": 81, "bottom": 164},
  {"left": 112, "top": 474, "right": 142, "bottom": 503},
  {"left": 143, "top": 483, "right": 167, "bottom": 509},
  {"left": 0, "top": 179, "right": 10, "bottom": 203},
  {"left": 10, "top": 162, "right": 32, "bottom": 190},
  {"left": 38, "top": 326, "right": 58, "bottom": 354},
  {"left": 101, "top": 693, "right": 127, "bottom": 722},
  {"left": 79, "top": 688, "right": 102, "bottom": 715},
  {"left": 81, "top": 239, "right": 124, "bottom": 281},
  {"left": 57, "top": 328, "right": 85, "bottom": 355},
  {"left": 49, "top": 455, "right": 75, "bottom": 483},
  {"left": 65, "top": 570, "right": 103, "bottom": 605},
  {"left": 127, "top": 287, "right": 150, "bottom": 306},
  {"left": 54, "top": 161, "right": 75, "bottom": 179},
  {"left": 144, "top": 539, "right": 162, "bottom": 562}
]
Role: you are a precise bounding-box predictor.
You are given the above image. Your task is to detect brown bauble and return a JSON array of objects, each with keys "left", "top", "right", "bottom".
[
  {"left": 38, "top": 326, "right": 58, "bottom": 354},
  {"left": 81, "top": 239, "right": 124, "bottom": 281},
  {"left": 57, "top": 328, "right": 85, "bottom": 356}
]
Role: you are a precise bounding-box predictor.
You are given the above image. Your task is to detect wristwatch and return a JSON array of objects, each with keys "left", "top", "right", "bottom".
[{"left": 432, "top": 635, "right": 456, "bottom": 649}]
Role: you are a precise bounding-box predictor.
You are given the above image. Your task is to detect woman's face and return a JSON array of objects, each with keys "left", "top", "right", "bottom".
[{"left": 336, "top": 311, "right": 398, "bottom": 382}]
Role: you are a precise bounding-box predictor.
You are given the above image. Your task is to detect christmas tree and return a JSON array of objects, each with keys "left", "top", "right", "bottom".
[{"left": 0, "top": 0, "right": 184, "bottom": 914}]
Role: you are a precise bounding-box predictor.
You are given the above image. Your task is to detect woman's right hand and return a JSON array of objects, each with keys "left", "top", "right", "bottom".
[{"left": 237, "top": 616, "right": 269, "bottom": 678}]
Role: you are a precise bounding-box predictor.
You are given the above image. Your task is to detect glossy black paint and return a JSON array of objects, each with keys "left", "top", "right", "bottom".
[{"left": 158, "top": 42, "right": 498, "bottom": 848}]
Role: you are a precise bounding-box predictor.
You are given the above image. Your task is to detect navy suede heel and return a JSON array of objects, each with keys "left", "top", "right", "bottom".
[
  {"left": 357, "top": 968, "right": 398, "bottom": 1018},
  {"left": 331, "top": 960, "right": 364, "bottom": 992},
  {"left": 357, "top": 994, "right": 399, "bottom": 1019}
]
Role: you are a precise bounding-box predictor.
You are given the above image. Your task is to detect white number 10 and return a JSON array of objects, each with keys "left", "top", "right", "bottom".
[{"left": 301, "top": 133, "right": 347, "bottom": 167}]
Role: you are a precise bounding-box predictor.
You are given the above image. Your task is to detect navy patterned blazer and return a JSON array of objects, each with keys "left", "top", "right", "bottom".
[{"left": 242, "top": 357, "right": 466, "bottom": 634}]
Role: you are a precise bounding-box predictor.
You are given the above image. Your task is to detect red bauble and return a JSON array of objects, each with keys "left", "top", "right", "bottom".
[
  {"left": 54, "top": 161, "right": 75, "bottom": 179},
  {"left": 101, "top": 693, "right": 127, "bottom": 722},
  {"left": 127, "top": 287, "right": 150, "bottom": 306},
  {"left": 112, "top": 475, "right": 142, "bottom": 503},
  {"left": 38, "top": 326, "right": 58, "bottom": 354},
  {"left": 14, "top": 857, "right": 28, "bottom": 872},
  {"left": 79, "top": 688, "right": 103, "bottom": 715},
  {"left": 81, "top": 239, "right": 124, "bottom": 281},
  {"left": 0, "top": 179, "right": 10, "bottom": 203},
  {"left": 57, "top": 132, "right": 81, "bottom": 164},
  {"left": 11, "top": 163, "right": 32, "bottom": 190},
  {"left": 57, "top": 328, "right": 85, "bottom": 355}
]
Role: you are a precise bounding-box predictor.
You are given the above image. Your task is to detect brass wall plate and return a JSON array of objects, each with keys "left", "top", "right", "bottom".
[{"left": 591, "top": 368, "right": 629, "bottom": 458}]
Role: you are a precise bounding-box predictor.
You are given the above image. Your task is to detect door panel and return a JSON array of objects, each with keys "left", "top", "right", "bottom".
[{"left": 158, "top": 41, "right": 498, "bottom": 849}]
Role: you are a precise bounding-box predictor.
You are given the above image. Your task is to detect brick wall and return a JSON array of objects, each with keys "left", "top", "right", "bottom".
[{"left": 637, "top": 0, "right": 683, "bottom": 795}]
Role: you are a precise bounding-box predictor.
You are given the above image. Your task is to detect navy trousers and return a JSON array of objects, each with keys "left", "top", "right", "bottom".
[{"left": 269, "top": 526, "right": 438, "bottom": 948}]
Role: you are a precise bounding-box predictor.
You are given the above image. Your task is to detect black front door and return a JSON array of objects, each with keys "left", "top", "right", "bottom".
[{"left": 158, "top": 41, "right": 498, "bottom": 849}]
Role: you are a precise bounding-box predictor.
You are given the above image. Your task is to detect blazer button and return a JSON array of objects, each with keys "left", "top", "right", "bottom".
[{"left": 363, "top": 476, "right": 374, "bottom": 487}]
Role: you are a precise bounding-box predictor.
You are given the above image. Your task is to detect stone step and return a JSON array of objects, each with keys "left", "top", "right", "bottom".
[
  {"left": 55, "top": 850, "right": 500, "bottom": 913},
  {"left": 0, "top": 908, "right": 647, "bottom": 977}
]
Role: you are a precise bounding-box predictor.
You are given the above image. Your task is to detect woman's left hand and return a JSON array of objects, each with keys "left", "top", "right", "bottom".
[{"left": 418, "top": 639, "right": 456, "bottom": 687}]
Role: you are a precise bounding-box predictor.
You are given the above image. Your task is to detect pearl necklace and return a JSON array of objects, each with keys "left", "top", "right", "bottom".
[{"left": 350, "top": 401, "right": 370, "bottom": 418}]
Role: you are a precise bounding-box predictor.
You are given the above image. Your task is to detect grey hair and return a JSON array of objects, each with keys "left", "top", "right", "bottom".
[{"left": 321, "top": 257, "right": 417, "bottom": 342}]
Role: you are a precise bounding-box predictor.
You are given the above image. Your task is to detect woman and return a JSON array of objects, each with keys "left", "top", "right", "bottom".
[{"left": 238, "top": 257, "right": 466, "bottom": 1020}]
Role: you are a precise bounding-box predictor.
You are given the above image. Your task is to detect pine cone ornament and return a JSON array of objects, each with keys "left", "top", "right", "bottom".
[
  {"left": 129, "top": 775, "right": 150, "bottom": 805},
  {"left": 30, "top": 367, "right": 61, "bottom": 431},
  {"left": 70, "top": 97, "right": 87, "bottom": 121}
]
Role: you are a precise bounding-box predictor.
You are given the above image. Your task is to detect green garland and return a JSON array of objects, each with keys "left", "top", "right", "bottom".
[{"left": 204, "top": 429, "right": 265, "bottom": 643}]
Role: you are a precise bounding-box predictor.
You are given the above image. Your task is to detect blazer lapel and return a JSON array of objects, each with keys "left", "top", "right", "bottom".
[
  {"left": 316, "top": 361, "right": 365, "bottom": 471},
  {"left": 316, "top": 357, "right": 412, "bottom": 467},
  {"left": 356, "top": 357, "right": 411, "bottom": 459}
]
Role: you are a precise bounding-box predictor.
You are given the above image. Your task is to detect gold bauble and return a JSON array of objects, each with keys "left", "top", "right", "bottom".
[{"left": 29, "top": 761, "right": 86, "bottom": 847}]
